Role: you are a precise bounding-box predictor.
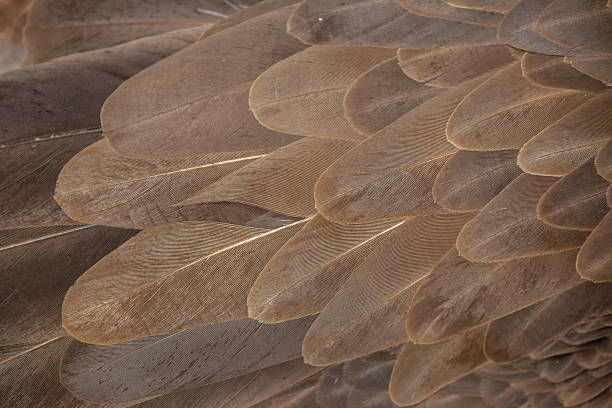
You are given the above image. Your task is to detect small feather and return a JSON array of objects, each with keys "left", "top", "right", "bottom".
[
  {"left": 521, "top": 52, "right": 607, "bottom": 92},
  {"left": 396, "top": 0, "right": 503, "bottom": 25},
  {"left": 577, "top": 211, "right": 612, "bottom": 282},
  {"left": 595, "top": 139, "right": 612, "bottom": 182},
  {"left": 566, "top": 53, "right": 612, "bottom": 85}
]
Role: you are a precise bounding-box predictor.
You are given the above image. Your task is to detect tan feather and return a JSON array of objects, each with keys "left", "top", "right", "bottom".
[
  {"left": 250, "top": 44, "right": 395, "bottom": 140},
  {"left": 534, "top": 0, "right": 612, "bottom": 55},
  {"left": 559, "top": 374, "right": 612, "bottom": 407},
  {"left": 577, "top": 211, "right": 612, "bottom": 282},
  {"left": 457, "top": 174, "right": 589, "bottom": 261},
  {"left": 444, "top": 0, "right": 519, "bottom": 12},
  {"left": 389, "top": 327, "right": 488, "bottom": 406},
  {"left": 521, "top": 52, "right": 607, "bottom": 92},
  {"left": 60, "top": 317, "right": 315, "bottom": 403},
  {"left": 537, "top": 157, "right": 610, "bottom": 231},
  {"left": 484, "top": 282, "right": 612, "bottom": 363},
  {"left": 179, "top": 138, "right": 356, "bottom": 217},
  {"left": 595, "top": 139, "right": 612, "bottom": 182},
  {"left": 103, "top": 6, "right": 305, "bottom": 159},
  {"left": 396, "top": 0, "right": 504, "bottom": 25},
  {"left": 287, "top": 0, "right": 501, "bottom": 48},
  {"left": 447, "top": 62, "right": 592, "bottom": 151},
  {"left": 248, "top": 215, "right": 404, "bottom": 323},
  {"left": 406, "top": 248, "right": 582, "bottom": 343},
  {"left": 315, "top": 76, "right": 489, "bottom": 223},
  {"left": 433, "top": 149, "right": 522, "bottom": 212},
  {"left": 133, "top": 358, "right": 324, "bottom": 408},
  {"left": 566, "top": 53, "right": 612, "bottom": 86},
  {"left": 344, "top": 56, "right": 443, "bottom": 135},
  {"left": 62, "top": 219, "right": 307, "bottom": 344},
  {"left": 23, "top": 0, "right": 247, "bottom": 63},
  {"left": 518, "top": 90, "right": 612, "bottom": 176},
  {"left": 1, "top": 225, "right": 135, "bottom": 345},
  {"left": 301, "top": 213, "right": 474, "bottom": 365},
  {"left": 54, "top": 139, "right": 277, "bottom": 228},
  {"left": 498, "top": 0, "right": 590, "bottom": 55},
  {"left": 398, "top": 45, "right": 519, "bottom": 88}
]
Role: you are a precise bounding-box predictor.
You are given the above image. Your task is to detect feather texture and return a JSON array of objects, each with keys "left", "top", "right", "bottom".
[
  {"left": 521, "top": 52, "right": 607, "bottom": 92},
  {"left": 577, "top": 211, "right": 612, "bottom": 282},
  {"left": 62, "top": 219, "right": 307, "bottom": 344},
  {"left": 396, "top": 0, "right": 504, "bottom": 26}
]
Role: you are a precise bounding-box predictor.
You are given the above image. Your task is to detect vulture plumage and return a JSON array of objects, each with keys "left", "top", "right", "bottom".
[{"left": 1, "top": 0, "right": 611, "bottom": 407}]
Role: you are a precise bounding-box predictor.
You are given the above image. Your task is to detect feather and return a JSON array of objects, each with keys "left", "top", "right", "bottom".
[
  {"left": 179, "top": 138, "right": 356, "bottom": 217},
  {"left": 389, "top": 327, "right": 488, "bottom": 406},
  {"left": 577, "top": 211, "right": 612, "bottom": 282},
  {"left": 301, "top": 213, "right": 474, "bottom": 365},
  {"left": 396, "top": 0, "right": 504, "bottom": 25},
  {"left": 105, "top": 359, "right": 324, "bottom": 408},
  {"left": 537, "top": 157, "right": 610, "bottom": 231},
  {"left": 498, "top": 0, "right": 589, "bottom": 55},
  {"left": 534, "top": 0, "right": 612, "bottom": 55},
  {"left": 447, "top": 62, "right": 592, "bottom": 151},
  {"left": 433, "top": 149, "right": 523, "bottom": 212},
  {"left": 484, "top": 282, "right": 612, "bottom": 363},
  {"left": 406, "top": 248, "right": 582, "bottom": 343},
  {"left": 315, "top": 365, "right": 351, "bottom": 407},
  {"left": 566, "top": 53, "right": 612, "bottom": 86},
  {"left": 0, "top": 27, "right": 204, "bottom": 147},
  {"left": 200, "top": 0, "right": 302, "bottom": 40},
  {"left": 0, "top": 339, "right": 50, "bottom": 364},
  {"left": 315, "top": 76, "right": 488, "bottom": 223},
  {"left": 344, "top": 57, "right": 443, "bottom": 135},
  {"left": 60, "top": 317, "right": 315, "bottom": 403},
  {"left": 0, "top": 225, "right": 88, "bottom": 251},
  {"left": 250, "top": 44, "right": 395, "bottom": 140},
  {"left": 1, "top": 225, "right": 135, "bottom": 345},
  {"left": 398, "top": 45, "right": 519, "bottom": 88},
  {"left": 54, "top": 139, "right": 276, "bottom": 228},
  {"left": 559, "top": 374, "right": 612, "bottom": 406},
  {"left": 251, "top": 376, "right": 322, "bottom": 408},
  {"left": 287, "top": 0, "right": 501, "bottom": 48},
  {"left": 249, "top": 216, "right": 403, "bottom": 323},
  {"left": 0, "top": 130, "right": 101, "bottom": 229},
  {"left": 0, "top": 337, "right": 108, "bottom": 408},
  {"left": 595, "top": 139, "right": 612, "bottom": 182},
  {"left": 23, "top": 0, "right": 252, "bottom": 63},
  {"left": 478, "top": 378, "right": 526, "bottom": 407},
  {"left": 103, "top": 6, "right": 305, "bottom": 159},
  {"left": 444, "top": 0, "right": 519, "bottom": 12},
  {"left": 457, "top": 174, "right": 589, "bottom": 261},
  {"left": 521, "top": 52, "right": 607, "bottom": 92},
  {"left": 62, "top": 219, "right": 307, "bottom": 344},
  {"left": 518, "top": 90, "right": 612, "bottom": 176}
]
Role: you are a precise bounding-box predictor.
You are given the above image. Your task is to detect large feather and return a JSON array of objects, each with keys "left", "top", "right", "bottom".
[
  {"left": 485, "top": 282, "right": 612, "bottom": 363},
  {"left": 396, "top": 0, "right": 504, "bottom": 25},
  {"left": 133, "top": 358, "right": 324, "bottom": 408},
  {"left": 447, "top": 62, "right": 592, "bottom": 151},
  {"left": 534, "top": 0, "right": 612, "bottom": 55},
  {"left": 344, "top": 57, "right": 443, "bottom": 135},
  {"left": 389, "top": 327, "right": 488, "bottom": 406},
  {"left": 1, "top": 225, "right": 135, "bottom": 345},
  {"left": 518, "top": 90, "right": 612, "bottom": 176},
  {"left": 301, "top": 213, "right": 474, "bottom": 365},
  {"left": 179, "top": 138, "right": 356, "bottom": 217},
  {"left": 248, "top": 216, "right": 404, "bottom": 323},
  {"left": 102, "top": 6, "right": 305, "bottom": 159},
  {"left": 250, "top": 44, "right": 395, "bottom": 139},
  {"left": 537, "top": 157, "right": 610, "bottom": 231},
  {"left": 315, "top": 76, "right": 488, "bottom": 223},
  {"left": 406, "top": 248, "right": 582, "bottom": 343},
  {"left": 54, "top": 139, "right": 275, "bottom": 228},
  {"left": 433, "top": 149, "right": 522, "bottom": 212},
  {"left": 287, "top": 0, "right": 501, "bottom": 48},
  {"left": 0, "top": 130, "right": 100, "bottom": 228},
  {"left": 62, "top": 219, "right": 307, "bottom": 344},
  {"left": 566, "top": 53, "right": 612, "bottom": 86},
  {"left": 497, "top": 0, "right": 587, "bottom": 55},
  {"left": 577, "top": 211, "right": 612, "bottom": 282},
  {"left": 456, "top": 174, "right": 588, "bottom": 261},
  {"left": 23, "top": 0, "right": 254, "bottom": 63},
  {"left": 398, "top": 45, "right": 519, "bottom": 88},
  {"left": 60, "top": 317, "right": 315, "bottom": 403},
  {"left": 521, "top": 52, "right": 607, "bottom": 92}
]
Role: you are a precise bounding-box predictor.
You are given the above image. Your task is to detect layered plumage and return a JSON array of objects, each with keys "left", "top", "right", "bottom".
[{"left": 1, "top": 0, "right": 611, "bottom": 407}]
